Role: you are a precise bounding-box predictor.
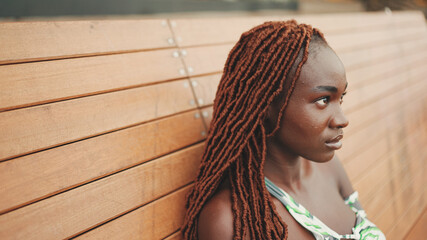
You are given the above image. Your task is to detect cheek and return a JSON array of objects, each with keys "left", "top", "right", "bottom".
[{"left": 288, "top": 108, "right": 326, "bottom": 138}]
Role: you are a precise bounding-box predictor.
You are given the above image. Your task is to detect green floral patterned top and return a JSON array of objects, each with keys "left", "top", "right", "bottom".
[{"left": 265, "top": 177, "right": 386, "bottom": 240}]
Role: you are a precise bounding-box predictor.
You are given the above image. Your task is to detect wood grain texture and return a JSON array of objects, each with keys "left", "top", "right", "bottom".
[
  {"left": 362, "top": 107, "right": 427, "bottom": 219},
  {"left": 351, "top": 98, "right": 427, "bottom": 209},
  {"left": 343, "top": 54, "right": 426, "bottom": 114},
  {"left": 171, "top": 11, "right": 425, "bottom": 47},
  {"left": 339, "top": 36, "right": 427, "bottom": 72},
  {"left": 353, "top": 105, "right": 427, "bottom": 207},
  {"left": 0, "top": 79, "right": 194, "bottom": 161},
  {"left": 326, "top": 24, "right": 426, "bottom": 53},
  {"left": 404, "top": 206, "right": 427, "bottom": 240},
  {"left": 181, "top": 44, "right": 232, "bottom": 77},
  {"left": 339, "top": 66, "right": 427, "bottom": 162},
  {"left": 200, "top": 106, "right": 214, "bottom": 130},
  {"left": 0, "top": 110, "right": 205, "bottom": 214},
  {"left": 190, "top": 74, "right": 222, "bottom": 107},
  {"left": 0, "top": 49, "right": 185, "bottom": 111},
  {"left": 342, "top": 93, "right": 426, "bottom": 183},
  {"left": 345, "top": 68, "right": 425, "bottom": 133},
  {"left": 0, "top": 144, "right": 204, "bottom": 240},
  {"left": 371, "top": 130, "right": 427, "bottom": 219},
  {"left": 0, "top": 20, "right": 174, "bottom": 64},
  {"left": 344, "top": 43, "right": 427, "bottom": 92},
  {"left": 385, "top": 170, "right": 427, "bottom": 240},
  {"left": 344, "top": 54, "right": 427, "bottom": 137},
  {"left": 375, "top": 149, "right": 427, "bottom": 239},
  {"left": 358, "top": 141, "right": 426, "bottom": 234},
  {"left": 76, "top": 185, "right": 191, "bottom": 240},
  {"left": 341, "top": 80, "right": 426, "bottom": 162},
  {"left": 299, "top": 11, "right": 424, "bottom": 34},
  {"left": 1, "top": 11, "right": 426, "bottom": 240}
]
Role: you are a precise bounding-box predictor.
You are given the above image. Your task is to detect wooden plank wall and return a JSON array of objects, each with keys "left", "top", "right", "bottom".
[
  {"left": 0, "top": 11, "right": 426, "bottom": 240},
  {"left": 404, "top": 206, "right": 427, "bottom": 239},
  {"left": 0, "top": 20, "right": 206, "bottom": 240}
]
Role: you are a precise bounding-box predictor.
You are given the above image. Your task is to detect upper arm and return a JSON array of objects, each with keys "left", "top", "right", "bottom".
[
  {"left": 330, "top": 154, "right": 354, "bottom": 199},
  {"left": 198, "top": 187, "right": 314, "bottom": 240},
  {"left": 198, "top": 189, "right": 234, "bottom": 240}
]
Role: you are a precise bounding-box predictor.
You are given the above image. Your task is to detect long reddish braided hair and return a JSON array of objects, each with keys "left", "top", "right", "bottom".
[{"left": 182, "top": 20, "right": 326, "bottom": 240}]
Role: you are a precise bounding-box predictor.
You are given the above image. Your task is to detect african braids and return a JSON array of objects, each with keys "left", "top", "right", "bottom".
[{"left": 182, "top": 20, "right": 326, "bottom": 240}]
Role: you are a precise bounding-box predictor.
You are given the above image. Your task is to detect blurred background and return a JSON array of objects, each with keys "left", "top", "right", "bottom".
[{"left": 0, "top": 0, "right": 426, "bottom": 20}]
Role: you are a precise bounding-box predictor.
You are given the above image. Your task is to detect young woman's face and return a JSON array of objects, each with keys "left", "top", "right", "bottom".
[{"left": 269, "top": 44, "right": 349, "bottom": 162}]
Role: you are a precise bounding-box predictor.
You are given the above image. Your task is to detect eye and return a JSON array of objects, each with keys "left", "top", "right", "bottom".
[
  {"left": 340, "top": 92, "right": 347, "bottom": 105},
  {"left": 315, "top": 96, "right": 329, "bottom": 107}
]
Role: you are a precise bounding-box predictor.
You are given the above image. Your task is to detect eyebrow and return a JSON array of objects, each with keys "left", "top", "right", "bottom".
[
  {"left": 312, "top": 86, "right": 338, "bottom": 93},
  {"left": 313, "top": 82, "right": 348, "bottom": 93}
]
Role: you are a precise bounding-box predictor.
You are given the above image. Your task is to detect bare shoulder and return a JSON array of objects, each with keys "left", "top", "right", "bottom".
[{"left": 198, "top": 187, "right": 234, "bottom": 240}]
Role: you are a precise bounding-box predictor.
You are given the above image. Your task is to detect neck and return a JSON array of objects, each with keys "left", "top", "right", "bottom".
[{"left": 264, "top": 138, "right": 312, "bottom": 193}]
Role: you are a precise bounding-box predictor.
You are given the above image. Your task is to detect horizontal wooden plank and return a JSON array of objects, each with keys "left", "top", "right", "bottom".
[
  {"left": 201, "top": 106, "right": 214, "bottom": 130},
  {"left": 354, "top": 117, "right": 426, "bottom": 206},
  {"left": 390, "top": 195, "right": 427, "bottom": 240},
  {"left": 300, "top": 11, "right": 425, "bottom": 34},
  {"left": 0, "top": 144, "right": 204, "bottom": 240},
  {"left": 353, "top": 121, "right": 426, "bottom": 211},
  {"left": 370, "top": 159, "right": 426, "bottom": 229},
  {"left": 341, "top": 93, "right": 426, "bottom": 180},
  {"left": 339, "top": 36, "right": 427, "bottom": 71},
  {"left": 372, "top": 160, "right": 426, "bottom": 225},
  {"left": 170, "top": 17, "right": 266, "bottom": 47},
  {"left": 0, "top": 79, "right": 194, "bottom": 161},
  {"left": 0, "top": 20, "right": 174, "bottom": 64},
  {"left": 372, "top": 180, "right": 425, "bottom": 238},
  {"left": 386, "top": 176, "right": 426, "bottom": 239},
  {"left": 359, "top": 119, "right": 426, "bottom": 217},
  {"left": 380, "top": 193, "right": 426, "bottom": 240},
  {"left": 390, "top": 160, "right": 426, "bottom": 217},
  {"left": 341, "top": 68, "right": 426, "bottom": 151},
  {"left": 0, "top": 49, "right": 185, "bottom": 111},
  {"left": 190, "top": 73, "right": 222, "bottom": 107},
  {"left": 344, "top": 127, "right": 420, "bottom": 194},
  {"left": 374, "top": 158, "right": 427, "bottom": 239},
  {"left": 0, "top": 110, "right": 205, "bottom": 214},
  {"left": 326, "top": 24, "right": 426, "bottom": 52},
  {"left": 343, "top": 55, "right": 427, "bottom": 136},
  {"left": 345, "top": 43, "right": 427, "bottom": 90},
  {"left": 76, "top": 185, "right": 191, "bottom": 240},
  {"left": 181, "top": 44, "right": 232, "bottom": 77},
  {"left": 342, "top": 61, "right": 426, "bottom": 113},
  {"left": 404, "top": 206, "right": 427, "bottom": 240},
  {"left": 171, "top": 11, "right": 425, "bottom": 47}
]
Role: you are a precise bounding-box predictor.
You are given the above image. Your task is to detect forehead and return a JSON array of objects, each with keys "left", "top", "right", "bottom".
[{"left": 296, "top": 44, "right": 347, "bottom": 89}]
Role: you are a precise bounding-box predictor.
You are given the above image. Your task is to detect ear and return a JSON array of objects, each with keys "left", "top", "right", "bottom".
[{"left": 264, "top": 102, "right": 280, "bottom": 135}]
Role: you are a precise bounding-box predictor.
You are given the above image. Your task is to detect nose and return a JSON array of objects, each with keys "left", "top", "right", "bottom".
[{"left": 330, "top": 107, "right": 349, "bottom": 129}]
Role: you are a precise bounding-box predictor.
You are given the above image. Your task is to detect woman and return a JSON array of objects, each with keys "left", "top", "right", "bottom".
[{"left": 182, "top": 20, "right": 386, "bottom": 240}]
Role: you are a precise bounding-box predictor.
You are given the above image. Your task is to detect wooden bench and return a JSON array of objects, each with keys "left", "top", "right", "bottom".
[{"left": 0, "top": 11, "right": 426, "bottom": 240}]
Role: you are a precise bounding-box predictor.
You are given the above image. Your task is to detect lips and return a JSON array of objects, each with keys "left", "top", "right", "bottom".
[{"left": 325, "top": 134, "right": 343, "bottom": 150}]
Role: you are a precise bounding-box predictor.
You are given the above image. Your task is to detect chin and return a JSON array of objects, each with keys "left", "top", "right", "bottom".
[{"left": 306, "top": 151, "right": 335, "bottom": 163}]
